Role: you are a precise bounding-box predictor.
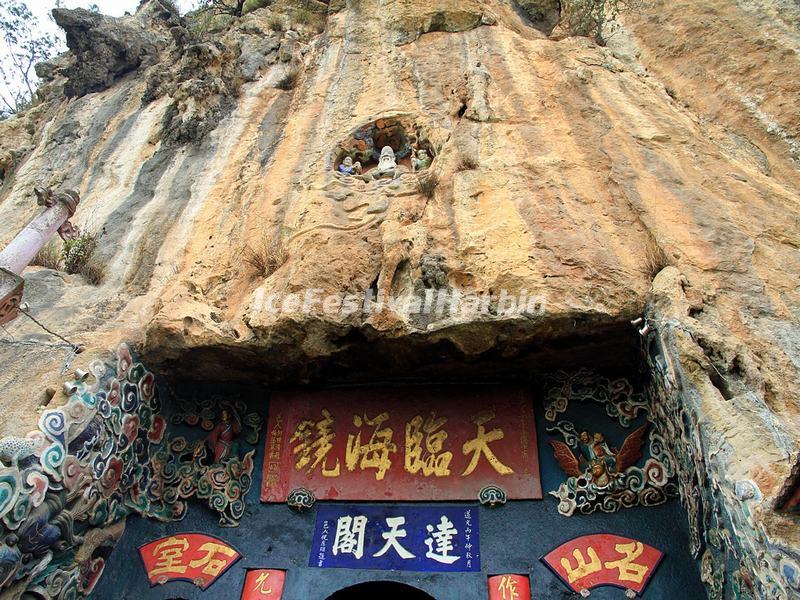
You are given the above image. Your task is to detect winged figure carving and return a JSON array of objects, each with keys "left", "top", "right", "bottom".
[
  {"left": 549, "top": 440, "right": 582, "bottom": 478},
  {"left": 550, "top": 424, "right": 649, "bottom": 485}
]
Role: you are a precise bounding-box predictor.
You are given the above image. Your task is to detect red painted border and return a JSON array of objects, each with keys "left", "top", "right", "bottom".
[
  {"left": 137, "top": 532, "right": 242, "bottom": 591},
  {"left": 261, "top": 386, "right": 542, "bottom": 503}
]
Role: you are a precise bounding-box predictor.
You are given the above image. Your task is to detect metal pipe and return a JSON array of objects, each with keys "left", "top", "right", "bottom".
[
  {"left": 0, "top": 188, "right": 80, "bottom": 275},
  {"left": 0, "top": 188, "right": 80, "bottom": 325}
]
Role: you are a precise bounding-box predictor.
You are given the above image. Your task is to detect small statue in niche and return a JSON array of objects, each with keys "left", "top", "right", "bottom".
[
  {"left": 205, "top": 406, "right": 242, "bottom": 463},
  {"left": 366, "top": 146, "right": 400, "bottom": 181},
  {"left": 411, "top": 148, "right": 432, "bottom": 172},
  {"left": 337, "top": 156, "right": 362, "bottom": 176}
]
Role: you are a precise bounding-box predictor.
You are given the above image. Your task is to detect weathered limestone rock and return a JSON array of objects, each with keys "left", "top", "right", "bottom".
[
  {"left": 0, "top": 0, "right": 797, "bottom": 597},
  {"left": 52, "top": 6, "right": 168, "bottom": 98},
  {"left": 513, "top": 0, "right": 561, "bottom": 34}
]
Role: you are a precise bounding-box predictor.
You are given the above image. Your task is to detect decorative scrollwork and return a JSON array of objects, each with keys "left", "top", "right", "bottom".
[
  {"left": 545, "top": 370, "right": 676, "bottom": 518},
  {"left": 287, "top": 487, "right": 316, "bottom": 512},
  {"left": 478, "top": 484, "right": 507, "bottom": 507}
]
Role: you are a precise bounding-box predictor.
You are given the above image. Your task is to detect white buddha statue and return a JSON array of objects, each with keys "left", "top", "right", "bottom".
[{"left": 367, "top": 146, "right": 399, "bottom": 181}]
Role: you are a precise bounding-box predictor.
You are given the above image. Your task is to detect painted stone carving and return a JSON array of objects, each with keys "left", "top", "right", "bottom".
[
  {"left": 0, "top": 344, "right": 263, "bottom": 599},
  {"left": 167, "top": 397, "right": 263, "bottom": 527},
  {"left": 337, "top": 156, "right": 362, "bottom": 176},
  {"left": 286, "top": 488, "right": 315, "bottom": 512},
  {"left": 550, "top": 425, "right": 649, "bottom": 488},
  {"left": 411, "top": 149, "right": 431, "bottom": 172},
  {"left": 207, "top": 406, "right": 242, "bottom": 462},
  {"left": 369, "top": 146, "right": 400, "bottom": 180},
  {"left": 544, "top": 370, "right": 677, "bottom": 517},
  {"left": 478, "top": 485, "right": 507, "bottom": 507},
  {"left": 0, "top": 345, "right": 181, "bottom": 599},
  {"left": 645, "top": 330, "right": 800, "bottom": 599}
]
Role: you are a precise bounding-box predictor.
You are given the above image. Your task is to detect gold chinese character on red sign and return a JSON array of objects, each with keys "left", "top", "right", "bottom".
[
  {"left": 290, "top": 409, "right": 340, "bottom": 477},
  {"left": 542, "top": 534, "right": 664, "bottom": 595},
  {"left": 488, "top": 574, "right": 531, "bottom": 600},
  {"left": 241, "top": 569, "right": 286, "bottom": 599},
  {"left": 346, "top": 412, "right": 397, "bottom": 480},
  {"left": 405, "top": 412, "right": 452, "bottom": 477},
  {"left": 139, "top": 534, "right": 241, "bottom": 590},
  {"left": 462, "top": 409, "right": 514, "bottom": 476}
]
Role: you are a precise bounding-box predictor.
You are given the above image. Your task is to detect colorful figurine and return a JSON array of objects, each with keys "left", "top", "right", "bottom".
[
  {"left": 411, "top": 148, "right": 431, "bottom": 172},
  {"left": 337, "top": 156, "right": 362, "bottom": 176},
  {"left": 550, "top": 425, "right": 648, "bottom": 486},
  {"left": 207, "top": 406, "right": 242, "bottom": 463}
]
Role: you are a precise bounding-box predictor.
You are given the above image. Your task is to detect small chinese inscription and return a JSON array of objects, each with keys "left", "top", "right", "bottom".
[
  {"left": 240, "top": 569, "right": 286, "bottom": 600},
  {"left": 264, "top": 414, "right": 284, "bottom": 489},
  {"left": 488, "top": 574, "right": 531, "bottom": 600},
  {"left": 310, "top": 505, "right": 480, "bottom": 573}
]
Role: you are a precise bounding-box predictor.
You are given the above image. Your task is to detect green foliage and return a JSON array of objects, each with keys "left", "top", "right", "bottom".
[
  {"left": 0, "top": 0, "right": 58, "bottom": 118},
  {"left": 63, "top": 233, "right": 96, "bottom": 274},
  {"left": 562, "top": 0, "right": 644, "bottom": 43}
]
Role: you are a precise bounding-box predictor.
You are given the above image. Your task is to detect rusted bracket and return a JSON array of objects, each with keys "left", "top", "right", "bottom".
[{"left": 0, "top": 268, "right": 24, "bottom": 326}]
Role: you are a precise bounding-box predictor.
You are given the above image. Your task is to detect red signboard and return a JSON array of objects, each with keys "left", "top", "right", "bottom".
[
  {"left": 541, "top": 534, "right": 663, "bottom": 596},
  {"left": 241, "top": 569, "right": 286, "bottom": 599},
  {"left": 488, "top": 574, "right": 531, "bottom": 599},
  {"left": 138, "top": 533, "right": 241, "bottom": 590},
  {"left": 261, "top": 387, "right": 541, "bottom": 502}
]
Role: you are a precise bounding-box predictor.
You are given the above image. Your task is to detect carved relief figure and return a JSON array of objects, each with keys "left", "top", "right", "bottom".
[
  {"left": 337, "top": 156, "right": 362, "bottom": 176},
  {"left": 206, "top": 406, "right": 243, "bottom": 463},
  {"left": 411, "top": 149, "right": 431, "bottom": 172},
  {"left": 365, "top": 146, "right": 400, "bottom": 181},
  {"left": 551, "top": 426, "right": 648, "bottom": 488}
]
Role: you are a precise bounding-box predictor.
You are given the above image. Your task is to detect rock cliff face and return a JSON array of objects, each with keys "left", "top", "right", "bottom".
[{"left": 0, "top": 0, "right": 798, "bottom": 597}]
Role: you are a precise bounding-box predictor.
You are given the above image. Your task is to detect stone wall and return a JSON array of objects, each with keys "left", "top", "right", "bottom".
[
  {"left": 644, "top": 268, "right": 799, "bottom": 598},
  {"left": 0, "top": 0, "right": 797, "bottom": 597}
]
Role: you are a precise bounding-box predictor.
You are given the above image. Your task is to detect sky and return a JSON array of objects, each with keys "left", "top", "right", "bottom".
[{"left": 28, "top": 0, "right": 198, "bottom": 31}]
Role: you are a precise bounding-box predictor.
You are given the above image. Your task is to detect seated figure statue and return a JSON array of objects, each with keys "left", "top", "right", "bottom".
[
  {"left": 411, "top": 148, "right": 432, "bottom": 172},
  {"left": 365, "top": 146, "right": 400, "bottom": 181},
  {"left": 338, "top": 156, "right": 362, "bottom": 176}
]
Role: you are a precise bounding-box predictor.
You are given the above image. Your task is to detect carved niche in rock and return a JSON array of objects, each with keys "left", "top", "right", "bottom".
[{"left": 330, "top": 115, "right": 438, "bottom": 183}]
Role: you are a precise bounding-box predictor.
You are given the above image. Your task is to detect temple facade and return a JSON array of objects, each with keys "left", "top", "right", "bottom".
[{"left": 0, "top": 0, "right": 798, "bottom": 598}]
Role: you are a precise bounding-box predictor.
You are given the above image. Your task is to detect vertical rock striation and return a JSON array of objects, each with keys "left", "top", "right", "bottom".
[{"left": 0, "top": 0, "right": 797, "bottom": 597}]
